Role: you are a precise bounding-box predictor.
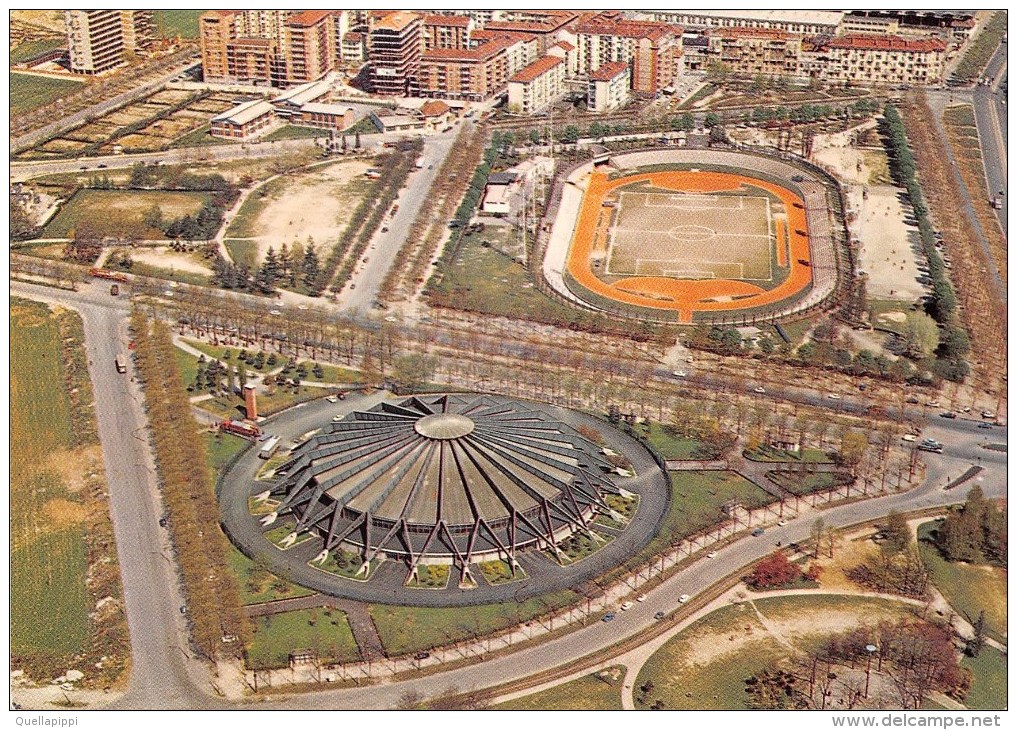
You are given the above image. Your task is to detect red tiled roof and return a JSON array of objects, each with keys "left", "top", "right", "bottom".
[
  {"left": 420, "top": 100, "right": 451, "bottom": 116},
  {"left": 372, "top": 11, "right": 421, "bottom": 32},
  {"left": 288, "top": 10, "right": 334, "bottom": 28},
  {"left": 508, "top": 55, "right": 564, "bottom": 83},
  {"left": 421, "top": 35, "right": 514, "bottom": 62},
  {"left": 202, "top": 10, "right": 239, "bottom": 21},
  {"left": 713, "top": 26, "right": 791, "bottom": 40},
  {"left": 551, "top": 40, "right": 575, "bottom": 51},
  {"left": 827, "top": 34, "right": 947, "bottom": 52},
  {"left": 576, "top": 17, "right": 677, "bottom": 41},
  {"left": 589, "top": 60, "right": 629, "bottom": 81},
  {"left": 422, "top": 14, "right": 470, "bottom": 27}
]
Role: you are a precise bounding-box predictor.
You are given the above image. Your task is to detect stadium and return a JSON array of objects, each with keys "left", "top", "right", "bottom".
[
  {"left": 543, "top": 148, "right": 843, "bottom": 324},
  {"left": 220, "top": 393, "right": 670, "bottom": 605}
]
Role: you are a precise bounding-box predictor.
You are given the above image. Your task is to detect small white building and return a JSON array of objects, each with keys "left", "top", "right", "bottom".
[
  {"left": 210, "top": 98, "right": 280, "bottom": 140},
  {"left": 587, "top": 60, "right": 630, "bottom": 112},
  {"left": 481, "top": 171, "right": 518, "bottom": 215}
]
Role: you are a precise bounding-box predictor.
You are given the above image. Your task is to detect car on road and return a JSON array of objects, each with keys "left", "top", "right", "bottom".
[
  {"left": 706, "top": 551, "right": 717, "bottom": 559},
  {"left": 654, "top": 611, "right": 666, "bottom": 620},
  {"left": 414, "top": 651, "right": 430, "bottom": 660},
  {"left": 158, "top": 517, "right": 168, "bottom": 527},
  {"left": 777, "top": 520, "right": 787, "bottom": 527},
  {"left": 636, "top": 594, "right": 648, "bottom": 602},
  {"left": 602, "top": 612, "right": 616, "bottom": 622},
  {"left": 620, "top": 601, "right": 635, "bottom": 611},
  {"left": 672, "top": 370, "right": 687, "bottom": 378},
  {"left": 901, "top": 434, "right": 917, "bottom": 442},
  {"left": 179, "top": 606, "right": 188, "bottom": 615},
  {"left": 981, "top": 411, "right": 996, "bottom": 419},
  {"left": 678, "top": 594, "right": 691, "bottom": 604},
  {"left": 926, "top": 400, "right": 940, "bottom": 407},
  {"left": 326, "top": 395, "right": 339, "bottom": 403},
  {"left": 332, "top": 415, "right": 343, "bottom": 422},
  {"left": 978, "top": 422, "right": 993, "bottom": 429},
  {"left": 939, "top": 412, "right": 957, "bottom": 419},
  {"left": 753, "top": 386, "right": 766, "bottom": 394},
  {"left": 269, "top": 309, "right": 281, "bottom": 316},
  {"left": 826, "top": 393, "right": 842, "bottom": 400},
  {"left": 752, "top": 528, "right": 765, "bottom": 537}
]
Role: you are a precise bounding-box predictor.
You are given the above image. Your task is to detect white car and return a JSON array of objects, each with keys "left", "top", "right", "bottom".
[
  {"left": 826, "top": 393, "right": 842, "bottom": 400},
  {"left": 620, "top": 601, "right": 635, "bottom": 611},
  {"left": 927, "top": 400, "right": 941, "bottom": 408},
  {"left": 981, "top": 411, "right": 997, "bottom": 419},
  {"left": 332, "top": 415, "right": 343, "bottom": 422},
  {"left": 706, "top": 551, "right": 718, "bottom": 559},
  {"left": 777, "top": 520, "right": 787, "bottom": 527},
  {"left": 326, "top": 396, "right": 339, "bottom": 403},
  {"left": 636, "top": 594, "right": 648, "bottom": 603},
  {"left": 269, "top": 309, "right": 282, "bottom": 316},
  {"left": 753, "top": 386, "right": 766, "bottom": 394},
  {"left": 678, "top": 594, "right": 691, "bottom": 604},
  {"left": 901, "top": 434, "right": 917, "bottom": 442},
  {"left": 672, "top": 370, "right": 687, "bottom": 378}
]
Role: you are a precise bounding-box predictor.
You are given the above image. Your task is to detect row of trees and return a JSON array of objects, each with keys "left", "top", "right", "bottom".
[
  {"left": 935, "top": 486, "right": 1006, "bottom": 566},
  {"left": 882, "top": 104, "right": 970, "bottom": 382},
  {"left": 130, "top": 311, "right": 250, "bottom": 660}
]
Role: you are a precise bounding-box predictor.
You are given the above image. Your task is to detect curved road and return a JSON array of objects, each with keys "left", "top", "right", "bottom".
[{"left": 10, "top": 279, "right": 1006, "bottom": 709}]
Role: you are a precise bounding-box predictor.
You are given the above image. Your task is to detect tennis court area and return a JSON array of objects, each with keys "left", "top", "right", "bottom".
[{"left": 605, "top": 190, "right": 777, "bottom": 281}]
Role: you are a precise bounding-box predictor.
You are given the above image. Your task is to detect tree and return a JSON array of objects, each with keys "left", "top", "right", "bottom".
[
  {"left": 748, "top": 551, "right": 802, "bottom": 588},
  {"left": 528, "top": 128, "right": 542, "bottom": 145},
  {"left": 704, "top": 112, "right": 721, "bottom": 128},
  {"left": 811, "top": 518, "right": 826, "bottom": 559},
  {"left": 837, "top": 430, "right": 868, "bottom": 473},
  {"left": 902, "top": 311, "right": 940, "bottom": 359},
  {"left": 706, "top": 61, "right": 730, "bottom": 83},
  {"left": 390, "top": 353, "right": 436, "bottom": 391},
  {"left": 302, "top": 243, "right": 321, "bottom": 292},
  {"left": 883, "top": 510, "right": 911, "bottom": 556},
  {"left": 10, "top": 197, "right": 38, "bottom": 241},
  {"left": 671, "top": 112, "right": 695, "bottom": 132},
  {"left": 967, "top": 611, "right": 986, "bottom": 657},
  {"left": 560, "top": 124, "right": 581, "bottom": 144}
]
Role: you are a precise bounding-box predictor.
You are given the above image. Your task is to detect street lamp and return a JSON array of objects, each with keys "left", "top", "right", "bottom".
[{"left": 864, "top": 644, "right": 877, "bottom": 698}]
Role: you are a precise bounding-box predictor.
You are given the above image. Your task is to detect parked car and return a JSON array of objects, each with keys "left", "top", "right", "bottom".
[
  {"left": 939, "top": 412, "right": 957, "bottom": 419},
  {"left": 752, "top": 528, "right": 765, "bottom": 537},
  {"left": 706, "top": 551, "right": 717, "bottom": 559},
  {"left": 620, "top": 601, "right": 635, "bottom": 611},
  {"left": 414, "top": 651, "right": 430, "bottom": 660},
  {"left": 978, "top": 423, "right": 993, "bottom": 429},
  {"left": 678, "top": 594, "right": 691, "bottom": 604},
  {"left": 602, "top": 612, "right": 616, "bottom": 622},
  {"left": 636, "top": 594, "right": 648, "bottom": 602},
  {"left": 654, "top": 611, "right": 666, "bottom": 620}
]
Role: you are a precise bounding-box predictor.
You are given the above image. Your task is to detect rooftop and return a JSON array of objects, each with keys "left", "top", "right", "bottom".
[
  {"left": 508, "top": 54, "right": 564, "bottom": 83},
  {"left": 287, "top": 10, "right": 334, "bottom": 28},
  {"left": 650, "top": 9, "right": 844, "bottom": 26},
  {"left": 827, "top": 34, "right": 948, "bottom": 52},
  {"left": 372, "top": 10, "right": 421, "bottom": 33},
  {"left": 212, "top": 98, "right": 275, "bottom": 126},
  {"left": 589, "top": 60, "right": 630, "bottom": 81},
  {"left": 422, "top": 13, "right": 471, "bottom": 27},
  {"left": 422, "top": 35, "right": 514, "bottom": 62},
  {"left": 419, "top": 99, "right": 451, "bottom": 116},
  {"left": 576, "top": 16, "right": 678, "bottom": 41},
  {"left": 712, "top": 26, "right": 793, "bottom": 40}
]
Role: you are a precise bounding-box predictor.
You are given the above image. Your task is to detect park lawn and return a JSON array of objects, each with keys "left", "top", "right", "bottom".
[
  {"left": 766, "top": 470, "right": 853, "bottom": 496},
  {"left": 300, "top": 362, "right": 363, "bottom": 385},
  {"left": 369, "top": 589, "right": 579, "bottom": 656},
  {"left": 224, "top": 173, "right": 296, "bottom": 239},
  {"left": 637, "top": 595, "right": 916, "bottom": 710},
  {"left": 42, "top": 189, "right": 211, "bottom": 239},
  {"left": 961, "top": 646, "right": 1007, "bottom": 710},
  {"left": 203, "top": 432, "right": 249, "bottom": 477},
  {"left": 263, "top": 124, "right": 327, "bottom": 142},
  {"left": 10, "top": 299, "right": 90, "bottom": 666},
  {"left": 744, "top": 445, "right": 833, "bottom": 463},
  {"left": 123, "top": 261, "right": 211, "bottom": 287},
  {"left": 10, "top": 72, "right": 84, "bottom": 115},
  {"left": 174, "top": 344, "right": 201, "bottom": 386},
  {"left": 868, "top": 299, "right": 912, "bottom": 335},
  {"left": 153, "top": 10, "right": 204, "bottom": 38},
  {"left": 496, "top": 667, "right": 625, "bottom": 710},
  {"left": 671, "top": 470, "right": 774, "bottom": 531},
  {"left": 224, "top": 239, "right": 259, "bottom": 270},
  {"left": 644, "top": 421, "right": 719, "bottom": 460},
  {"left": 227, "top": 545, "right": 314, "bottom": 606},
  {"left": 169, "top": 123, "right": 236, "bottom": 149},
  {"left": 10, "top": 37, "right": 66, "bottom": 64},
  {"left": 246, "top": 608, "right": 359, "bottom": 669},
  {"left": 917, "top": 522, "right": 1007, "bottom": 643}
]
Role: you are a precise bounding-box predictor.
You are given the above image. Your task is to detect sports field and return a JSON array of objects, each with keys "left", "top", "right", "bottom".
[
  {"left": 567, "top": 169, "right": 812, "bottom": 322},
  {"left": 606, "top": 190, "right": 775, "bottom": 280}
]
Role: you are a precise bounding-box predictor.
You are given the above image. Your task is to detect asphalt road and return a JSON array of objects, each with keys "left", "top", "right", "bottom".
[
  {"left": 10, "top": 277, "right": 1007, "bottom": 710},
  {"left": 972, "top": 41, "right": 1008, "bottom": 235},
  {"left": 336, "top": 129, "right": 461, "bottom": 313}
]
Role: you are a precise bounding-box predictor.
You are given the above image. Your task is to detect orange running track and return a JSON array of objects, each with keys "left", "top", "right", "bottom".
[{"left": 566, "top": 170, "right": 813, "bottom": 322}]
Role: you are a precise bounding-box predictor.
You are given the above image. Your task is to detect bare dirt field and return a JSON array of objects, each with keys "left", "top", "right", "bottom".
[
  {"left": 129, "top": 247, "right": 214, "bottom": 276},
  {"left": 228, "top": 159, "right": 373, "bottom": 265}
]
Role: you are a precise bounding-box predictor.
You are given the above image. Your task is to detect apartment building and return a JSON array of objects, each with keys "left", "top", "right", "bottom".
[
  {"left": 226, "top": 37, "right": 280, "bottom": 86},
  {"left": 120, "top": 10, "right": 153, "bottom": 54},
  {"left": 547, "top": 40, "right": 579, "bottom": 76},
  {"left": 575, "top": 15, "right": 682, "bottom": 96},
  {"left": 484, "top": 11, "right": 580, "bottom": 53},
  {"left": 341, "top": 32, "right": 367, "bottom": 64},
  {"left": 368, "top": 11, "right": 422, "bottom": 95},
  {"left": 417, "top": 35, "right": 514, "bottom": 102},
  {"left": 65, "top": 10, "right": 125, "bottom": 74},
  {"left": 644, "top": 10, "right": 843, "bottom": 36},
  {"left": 587, "top": 60, "right": 630, "bottom": 111},
  {"left": 285, "top": 10, "right": 336, "bottom": 85},
  {"left": 705, "top": 28, "right": 804, "bottom": 79},
  {"left": 809, "top": 35, "right": 947, "bottom": 86},
  {"left": 421, "top": 14, "right": 472, "bottom": 51},
  {"left": 507, "top": 55, "right": 567, "bottom": 114}
]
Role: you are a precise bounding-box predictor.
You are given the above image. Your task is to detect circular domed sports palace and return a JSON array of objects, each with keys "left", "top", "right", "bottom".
[{"left": 265, "top": 394, "right": 635, "bottom": 587}]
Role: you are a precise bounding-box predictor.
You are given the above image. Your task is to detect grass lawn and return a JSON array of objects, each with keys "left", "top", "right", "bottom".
[
  {"left": 917, "top": 522, "right": 1006, "bottom": 643},
  {"left": 225, "top": 174, "right": 296, "bottom": 239},
  {"left": 766, "top": 469, "right": 853, "bottom": 496},
  {"left": 496, "top": 666, "right": 625, "bottom": 710},
  {"left": 744, "top": 445, "right": 833, "bottom": 463},
  {"left": 961, "top": 646, "right": 1007, "bottom": 710},
  {"left": 224, "top": 239, "right": 259, "bottom": 270},
  {"left": 263, "top": 125, "right": 327, "bottom": 142},
  {"left": 203, "top": 432, "right": 249, "bottom": 477},
  {"left": 227, "top": 545, "right": 314, "bottom": 606},
  {"left": 10, "top": 37, "right": 66, "bottom": 64},
  {"left": 154, "top": 10, "right": 204, "bottom": 38},
  {"left": 302, "top": 362, "right": 363, "bottom": 385},
  {"left": 169, "top": 123, "right": 236, "bottom": 149},
  {"left": 246, "top": 608, "right": 358, "bottom": 669},
  {"left": 637, "top": 595, "right": 917, "bottom": 710},
  {"left": 42, "top": 188, "right": 211, "bottom": 239},
  {"left": 643, "top": 421, "right": 720, "bottom": 460},
  {"left": 120, "top": 261, "right": 210, "bottom": 287},
  {"left": 369, "top": 589, "right": 579, "bottom": 656},
  {"left": 868, "top": 299, "right": 912, "bottom": 334},
  {"left": 10, "top": 72, "right": 84, "bottom": 116},
  {"left": 11, "top": 299, "right": 90, "bottom": 667}
]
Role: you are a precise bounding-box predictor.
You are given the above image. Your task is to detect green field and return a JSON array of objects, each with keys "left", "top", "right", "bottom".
[
  {"left": 263, "top": 125, "right": 327, "bottom": 142},
  {"left": 637, "top": 595, "right": 916, "bottom": 710},
  {"left": 917, "top": 522, "right": 1007, "bottom": 643},
  {"left": 766, "top": 469, "right": 852, "bottom": 496},
  {"left": 228, "top": 546, "right": 315, "bottom": 605},
  {"left": 204, "top": 432, "right": 249, "bottom": 477},
  {"left": 961, "top": 646, "right": 1007, "bottom": 710},
  {"left": 246, "top": 608, "right": 358, "bottom": 669},
  {"left": 671, "top": 470, "right": 774, "bottom": 530},
  {"left": 11, "top": 299, "right": 90, "bottom": 668},
  {"left": 744, "top": 445, "right": 833, "bottom": 463},
  {"left": 10, "top": 72, "right": 84, "bottom": 116},
  {"left": 154, "top": 10, "right": 204, "bottom": 39},
  {"left": 496, "top": 667, "right": 625, "bottom": 710},
  {"left": 644, "top": 421, "right": 719, "bottom": 460},
  {"left": 10, "top": 37, "right": 66, "bottom": 64},
  {"left": 42, "top": 188, "right": 211, "bottom": 239},
  {"left": 369, "top": 590, "right": 579, "bottom": 656}
]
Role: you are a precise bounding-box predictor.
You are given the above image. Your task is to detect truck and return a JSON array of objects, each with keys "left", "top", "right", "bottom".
[
  {"left": 114, "top": 357, "right": 127, "bottom": 374},
  {"left": 991, "top": 196, "right": 1003, "bottom": 209},
  {"left": 219, "top": 419, "right": 263, "bottom": 440},
  {"left": 258, "top": 435, "right": 281, "bottom": 459},
  {"left": 88, "top": 267, "right": 129, "bottom": 283}
]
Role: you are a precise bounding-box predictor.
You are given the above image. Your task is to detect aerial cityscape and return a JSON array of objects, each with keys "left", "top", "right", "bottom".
[{"left": 9, "top": 8, "right": 1007, "bottom": 714}]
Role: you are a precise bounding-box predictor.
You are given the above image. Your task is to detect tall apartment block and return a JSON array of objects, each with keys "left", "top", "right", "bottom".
[
  {"left": 368, "top": 11, "right": 422, "bottom": 95},
  {"left": 285, "top": 10, "right": 336, "bottom": 85},
  {"left": 65, "top": 10, "right": 125, "bottom": 74},
  {"left": 120, "top": 10, "right": 154, "bottom": 54}
]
